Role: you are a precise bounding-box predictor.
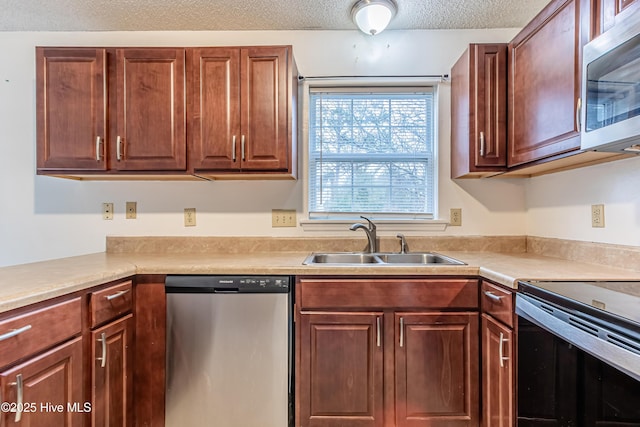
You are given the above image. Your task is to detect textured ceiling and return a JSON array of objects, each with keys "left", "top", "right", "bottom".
[{"left": 0, "top": 0, "right": 550, "bottom": 31}]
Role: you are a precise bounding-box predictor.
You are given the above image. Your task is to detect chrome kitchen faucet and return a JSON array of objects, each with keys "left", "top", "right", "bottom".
[{"left": 349, "top": 216, "right": 378, "bottom": 253}]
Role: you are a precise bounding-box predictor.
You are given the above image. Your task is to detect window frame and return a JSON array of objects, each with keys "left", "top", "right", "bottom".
[{"left": 299, "top": 77, "right": 447, "bottom": 232}]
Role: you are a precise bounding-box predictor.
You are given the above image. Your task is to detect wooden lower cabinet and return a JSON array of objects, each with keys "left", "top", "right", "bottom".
[
  {"left": 298, "top": 311, "right": 480, "bottom": 427},
  {"left": 481, "top": 314, "right": 513, "bottom": 427},
  {"left": 91, "top": 314, "right": 134, "bottom": 427},
  {"left": 298, "top": 312, "right": 384, "bottom": 427},
  {"left": 0, "top": 337, "right": 84, "bottom": 426},
  {"left": 396, "top": 313, "right": 479, "bottom": 427},
  {"left": 296, "top": 277, "right": 481, "bottom": 427}
]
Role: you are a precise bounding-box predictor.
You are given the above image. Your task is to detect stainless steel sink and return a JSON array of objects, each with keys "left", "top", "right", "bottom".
[
  {"left": 307, "top": 253, "right": 383, "bottom": 264},
  {"left": 375, "top": 252, "right": 465, "bottom": 265},
  {"left": 303, "top": 252, "right": 465, "bottom": 266}
]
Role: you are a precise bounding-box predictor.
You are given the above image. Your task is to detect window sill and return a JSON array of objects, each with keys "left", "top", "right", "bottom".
[{"left": 299, "top": 219, "right": 450, "bottom": 232}]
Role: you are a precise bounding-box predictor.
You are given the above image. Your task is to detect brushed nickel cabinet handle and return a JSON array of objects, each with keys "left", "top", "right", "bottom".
[
  {"left": 105, "top": 289, "right": 129, "bottom": 301},
  {"left": 97, "top": 332, "right": 106, "bottom": 368},
  {"left": 116, "top": 136, "right": 123, "bottom": 160},
  {"left": 576, "top": 97, "right": 582, "bottom": 131},
  {"left": 241, "top": 135, "right": 246, "bottom": 161},
  {"left": 232, "top": 135, "right": 237, "bottom": 162},
  {"left": 10, "top": 374, "right": 23, "bottom": 422},
  {"left": 499, "top": 332, "right": 510, "bottom": 368},
  {"left": 96, "top": 136, "right": 102, "bottom": 161},
  {"left": 376, "top": 317, "right": 381, "bottom": 347},
  {"left": 399, "top": 317, "right": 404, "bottom": 348},
  {"left": 0, "top": 325, "right": 31, "bottom": 342},
  {"left": 479, "top": 131, "right": 485, "bottom": 157},
  {"left": 483, "top": 291, "right": 504, "bottom": 303}
]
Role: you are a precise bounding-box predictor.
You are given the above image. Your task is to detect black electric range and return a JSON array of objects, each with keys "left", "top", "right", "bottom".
[{"left": 516, "top": 280, "right": 640, "bottom": 425}]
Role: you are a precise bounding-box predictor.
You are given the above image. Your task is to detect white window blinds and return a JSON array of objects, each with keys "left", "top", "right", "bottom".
[{"left": 308, "top": 88, "right": 436, "bottom": 218}]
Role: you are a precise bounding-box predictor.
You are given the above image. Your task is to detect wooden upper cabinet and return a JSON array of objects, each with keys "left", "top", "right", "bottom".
[
  {"left": 240, "top": 47, "right": 291, "bottom": 171},
  {"left": 597, "top": 0, "right": 640, "bottom": 35},
  {"left": 36, "top": 45, "right": 297, "bottom": 179},
  {"left": 189, "top": 46, "right": 297, "bottom": 177},
  {"left": 36, "top": 47, "right": 187, "bottom": 175},
  {"left": 508, "top": 0, "right": 591, "bottom": 167},
  {"left": 188, "top": 48, "right": 241, "bottom": 171},
  {"left": 113, "top": 48, "right": 186, "bottom": 171},
  {"left": 451, "top": 44, "right": 508, "bottom": 178},
  {"left": 36, "top": 47, "right": 107, "bottom": 172}
]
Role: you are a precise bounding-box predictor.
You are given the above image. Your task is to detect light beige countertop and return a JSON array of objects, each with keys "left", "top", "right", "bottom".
[{"left": 1, "top": 247, "right": 639, "bottom": 314}]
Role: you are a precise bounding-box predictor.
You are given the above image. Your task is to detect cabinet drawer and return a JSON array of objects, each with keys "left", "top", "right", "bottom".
[
  {"left": 0, "top": 297, "right": 82, "bottom": 368},
  {"left": 298, "top": 278, "right": 479, "bottom": 310},
  {"left": 89, "top": 280, "right": 133, "bottom": 328},
  {"left": 481, "top": 281, "right": 514, "bottom": 327}
]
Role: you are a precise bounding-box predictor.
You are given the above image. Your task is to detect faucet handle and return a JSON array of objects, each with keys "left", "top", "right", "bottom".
[{"left": 360, "top": 216, "right": 376, "bottom": 231}]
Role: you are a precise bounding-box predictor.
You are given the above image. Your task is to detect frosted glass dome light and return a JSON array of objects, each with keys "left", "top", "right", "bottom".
[{"left": 351, "top": 0, "right": 398, "bottom": 35}]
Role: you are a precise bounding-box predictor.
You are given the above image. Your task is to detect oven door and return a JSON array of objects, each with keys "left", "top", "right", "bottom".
[{"left": 516, "top": 294, "right": 640, "bottom": 426}]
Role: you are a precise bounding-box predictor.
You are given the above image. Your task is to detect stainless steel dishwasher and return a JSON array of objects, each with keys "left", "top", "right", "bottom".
[{"left": 165, "top": 275, "right": 292, "bottom": 427}]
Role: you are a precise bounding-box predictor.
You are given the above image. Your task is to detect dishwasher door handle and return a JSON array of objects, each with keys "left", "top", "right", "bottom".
[{"left": 213, "top": 288, "right": 240, "bottom": 293}]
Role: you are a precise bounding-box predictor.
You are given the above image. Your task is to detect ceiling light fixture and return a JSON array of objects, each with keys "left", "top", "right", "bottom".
[{"left": 351, "top": 0, "right": 398, "bottom": 35}]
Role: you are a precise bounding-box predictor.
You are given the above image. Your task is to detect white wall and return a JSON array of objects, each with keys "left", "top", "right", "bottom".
[
  {"left": 1, "top": 28, "right": 529, "bottom": 267},
  {"left": 525, "top": 156, "right": 640, "bottom": 247}
]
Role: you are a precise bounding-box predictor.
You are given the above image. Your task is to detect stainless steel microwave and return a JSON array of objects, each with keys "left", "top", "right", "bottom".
[{"left": 581, "top": 9, "right": 640, "bottom": 154}]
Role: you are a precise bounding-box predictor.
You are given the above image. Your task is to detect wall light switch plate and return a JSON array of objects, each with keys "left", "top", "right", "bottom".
[
  {"left": 450, "top": 208, "right": 462, "bottom": 226},
  {"left": 272, "top": 209, "right": 297, "bottom": 227},
  {"left": 126, "top": 202, "right": 137, "bottom": 219},
  {"left": 102, "top": 203, "right": 114, "bottom": 220},
  {"left": 184, "top": 208, "right": 196, "bottom": 227},
  {"left": 592, "top": 204, "right": 605, "bottom": 228}
]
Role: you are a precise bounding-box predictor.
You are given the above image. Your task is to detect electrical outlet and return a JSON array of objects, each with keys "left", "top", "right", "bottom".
[
  {"left": 272, "top": 209, "right": 297, "bottom": 227},
  {"left": 592, "top": 204, "right": 605, "bottom": 228},
  {"left": 126, "top": 202, "right": 137, "bottom": 219},
  {"left": 450, "top": 208, "right": 462, "bottom": 226},
  {"left": 184, "top": 208, "right": 196, "bottom": 227},
  {"left": 102, "top": 203, "right": 114, "bottom": 220}
]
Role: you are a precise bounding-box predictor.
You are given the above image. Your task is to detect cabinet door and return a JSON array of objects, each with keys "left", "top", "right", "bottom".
[
  {"left": 36, "top": 47, "right": 107, "bottom": 171},
  {"left": 395, "top": 312, "right": 479, "bottom": 427},
  {"left": 481, "top": 314, "right": 514, "bottom": 427},
  {"left": 91, "top": 314, "right": 134, "bottom": 427},
  {"left": 451, "top": 44, "right": 507, "bottom": 178},
  {"left": 114, "top": 48, "right": 186, "bottom": 171},
  {"left": 298, "top": 312, "right": 384, "bottom": 427},
  {"left": 474, "top": 44, "right": 507, "bottom": 169},
  {"left": 240, "top": 47, "right": 291, "bottom": 171},
  {"left": 189, "top": 47, "right": 241, "bottom": 171},
  {"left": 598, "top": 0, "right": 640, "bottom": 35},
  {"left": 508, "top": 0, "right": 590, "bottom": 167},
  {"left": 0, "top": 337, "right": 84, "bottom": 426}
]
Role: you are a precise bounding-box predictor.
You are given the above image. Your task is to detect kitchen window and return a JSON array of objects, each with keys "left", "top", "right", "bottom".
[{"left": 306, "top": 86, "right": 437, "bottom": 224}]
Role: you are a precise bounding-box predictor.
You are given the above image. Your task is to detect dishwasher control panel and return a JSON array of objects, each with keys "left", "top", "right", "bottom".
[{"left": 165, "top": 275, "right": 291, "bottom": 293}]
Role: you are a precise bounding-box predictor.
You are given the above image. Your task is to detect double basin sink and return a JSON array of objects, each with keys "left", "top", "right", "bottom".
[{"left": 303, "top": 252, "right": 465, "bottom": 266}]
